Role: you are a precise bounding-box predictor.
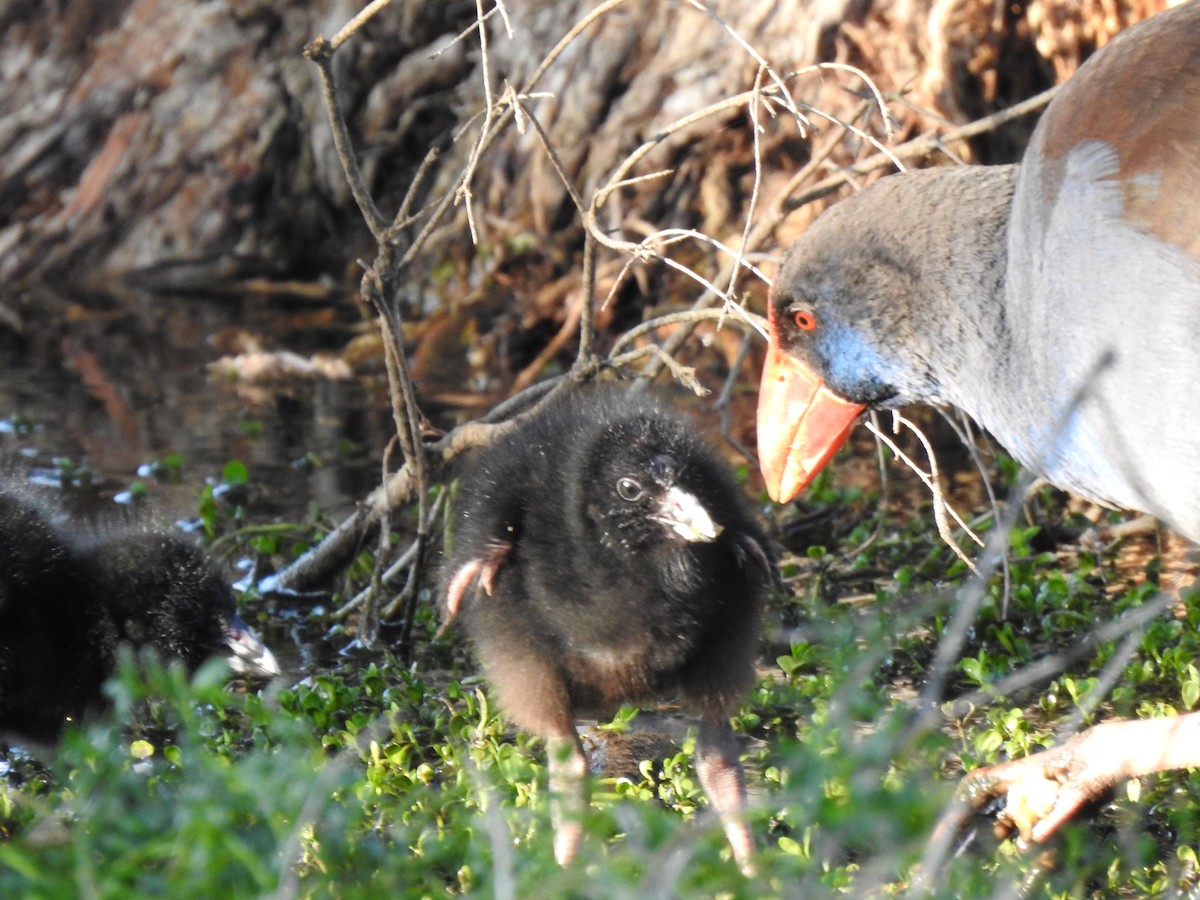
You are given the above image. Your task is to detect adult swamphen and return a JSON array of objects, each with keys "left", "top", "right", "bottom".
[{"left": 756, "top": 1, "right": 1200, "bottom": 843}]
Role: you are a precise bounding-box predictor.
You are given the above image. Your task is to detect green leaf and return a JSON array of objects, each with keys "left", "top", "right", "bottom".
[{"left": 222, "top": 459, "right": 249, "bottom": 484}]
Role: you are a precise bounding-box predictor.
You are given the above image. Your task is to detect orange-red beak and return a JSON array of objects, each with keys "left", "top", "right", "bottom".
[{"left": 758, "top": 324, "right": 865, "bottom": 503}]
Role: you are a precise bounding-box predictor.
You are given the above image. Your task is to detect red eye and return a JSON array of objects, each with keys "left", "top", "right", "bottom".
[{"left": 792, "top": 309, "right": 817, "bottom": 331}]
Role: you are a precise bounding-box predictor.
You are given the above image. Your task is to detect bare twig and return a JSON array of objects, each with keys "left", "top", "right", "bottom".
[
  {"left": 607, "top": 345, "right": 707, "bottom": 396},
  {"left": 940, "top": 589, "right": 1176, "bottom": 722},
  {"left": 609, "top": 307, "right": 763, "bottom": 359},
  {"left": 329, "top": 0, "right": 398, "bottom": 51},
  {"left": 935, "top": 407, "right": 1013, "bottom": 612},
  {"left": 264, "top": 379, "right": 567, "bottom": 593},
  {"left": 777, "top": 86, "right": 1059, "bottom": 218},
  {"left": 302, "top": 38, "right": 387, "bottom": 239},
  {"left": 723, "top": 65, "right": 767, "bottom": 308},
  {"left": 904, "top": 473, "right": 1038, "bottom": 742},
  {"left": 359, "top": 263, "right": 431, "bottom": 654},
  {"left": 576, "top": 232, "right": 598, "bottom": 365},
  {"left": 327, "top": 489, "right": 449, "bottom": 622},
  {"left": 715, "top": 329, "right": 758, "bottom": 464},
  {"left": 512, "top": 289, "right": 584, "bottom": 393},
  {"left": 862, "top": 413, "right": 982, "bottom": 574},
  {"left": 523, "top": 0, "right": 631, "bottom": 95}
]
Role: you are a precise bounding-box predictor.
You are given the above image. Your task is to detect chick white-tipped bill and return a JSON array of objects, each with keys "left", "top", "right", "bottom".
[
  {"left": 652, "top": 485, "right": 723, "bottom": 542},
  {"left": 225, "top": 613, "right": 281, "bottom": 678}
]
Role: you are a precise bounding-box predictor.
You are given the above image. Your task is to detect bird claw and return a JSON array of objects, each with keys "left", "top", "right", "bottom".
[
  {"left": 733, "top": 532, "right": 777, "bottom": 587},
  {"left": 438, "top": 540, "right": 512, "bottom": 632},
  {"left": 439, "top": 560, "right": 482, "bottom": 631},
  {"left": 970, "top": 766, "right": 1069, "bottom": 846},
  {"left": 477, "top": 540, "right": 510, "bottom": 595},
  {"left": 938, "top": 727, "right": 1123, "bottom": 850}
]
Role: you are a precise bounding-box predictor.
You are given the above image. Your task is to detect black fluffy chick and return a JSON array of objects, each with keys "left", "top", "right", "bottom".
[
  {"left": 0, "top": 488, "right": 279, "bottom": 742},
  {"left": 440, "top": 385, "right": 774, "bottom": 870}
]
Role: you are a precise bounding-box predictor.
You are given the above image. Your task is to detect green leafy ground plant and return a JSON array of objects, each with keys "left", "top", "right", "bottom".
[{"left": 2, "top": 464, "right": 1200, "bottom": 897}]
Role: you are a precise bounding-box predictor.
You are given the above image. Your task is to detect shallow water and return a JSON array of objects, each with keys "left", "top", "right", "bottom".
[
  {"left": 0, "top": 283, "right": 404, "bottom": 679},
  {"left": 0, "top": 284, "right": 390, "bottom": 524}
]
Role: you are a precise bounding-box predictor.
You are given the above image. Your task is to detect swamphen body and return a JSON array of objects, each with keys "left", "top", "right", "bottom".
[
  {"left": 0, "top": 489, "right": 279, "bottom": 742},
  {"left": 440, "top": 385, "right": 773, "bottom": 868},
  {"left": 756, "top": 1, "right": 1200, "bottom": 843}
]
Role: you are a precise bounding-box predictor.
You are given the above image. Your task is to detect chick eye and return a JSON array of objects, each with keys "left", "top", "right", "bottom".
[
  {"left": 616, "top": 477, "right": 644, "bottom": 502},
  {"left": 792, "top": 308, "right": 818, "bottom": 331}
]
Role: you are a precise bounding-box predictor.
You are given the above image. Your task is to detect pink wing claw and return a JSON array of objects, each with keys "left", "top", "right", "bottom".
[
  {"left": 438, "top": 540, "right": 513, "bottom": 635},
  {"left": 478, "top": 539, "right": 510, "bottom": 596}
]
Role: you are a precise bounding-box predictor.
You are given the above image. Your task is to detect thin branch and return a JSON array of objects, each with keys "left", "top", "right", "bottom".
[
  {"left": 609, "top": 307, "right": 763, "bottom": 359},
  {"left": 940, "top": 589, "right": 1176, "bottom": 721},
  {"left": 606, "top": 345, "right": 707, "bottom": 396},
  {"left": 862, "top": 413, "right": 983, "bottom": 574},
  {"left": 723, "top": 65, "right": 767, "bottom": 305},
  {"left": 778, "top": 86, "right": 1059, "bottom": 218},
  {"left": 512, "top": 290, "right": 584, "bottom": 393},
  {"left": 441, "top": 3, "right": 502, "bottom": 53},
  {"left": 329, "top": 0, "right": 398, "bottom": 51},
  {"left": 576, "top": 231, "right": 598, "bottom": 365},
  {"left": 453, "top": 2, "right": 499, "bottom": 244},
  {"left": 716, "top": 329, "right": 758, "bottom": 464},
  {"left": 265, "top": 379, "right": 567, "bottom": 593},
  {"left": 523, "top": 0, "right": 632, "bottom": 95},
  {"left": 685, "top": 0, "right": 814, "bottom": 136},
  {"left": 512, "top": 96, "right": 589, "bottom": 218},
  {"left": 392, "top": 146, "right": 441, "bottom": 233},
  {"left": 592, "top": 87, "right": 781, "bottom": 213},
  {"left": 935, "top": 407, "right": 1013, "bottom": 613},
  {"left": 327, "top": 489, "right": 449, "bottom": 621},
  {"left": 904, "top": 469, "right": 1042, "bottom": 742},
  {"left": 302, "top": 38, "right": 387, "bottom": 239}
]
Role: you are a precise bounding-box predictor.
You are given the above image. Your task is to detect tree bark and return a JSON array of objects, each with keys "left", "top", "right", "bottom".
[{"left": 0, "top": 0, "right": 1165, "bottom": 288}]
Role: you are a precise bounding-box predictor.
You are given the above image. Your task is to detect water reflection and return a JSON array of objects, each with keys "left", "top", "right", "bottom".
[{"left": 0, "top": 284, "right": 390, "bottom": 523}]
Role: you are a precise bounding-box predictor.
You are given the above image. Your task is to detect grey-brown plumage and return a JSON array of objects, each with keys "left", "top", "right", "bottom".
[
  {"left": 757, "top": 1, "right": 1200, "bottom": 846},
  {"left": 759, "top": 2, "right": 1200, "bottom": 534},
  {"left": 440, "top": 384, "right": 773, "bottom": 869},
  {"left": 0, "top": 489, "right": 279, "bottom": 742}
]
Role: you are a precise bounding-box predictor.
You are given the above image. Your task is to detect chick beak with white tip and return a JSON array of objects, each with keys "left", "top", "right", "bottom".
[
  {"left": 652, "top": 484, "right": 724, "bottom": 542},
  {"left": 224, "top": 613, "right": 281, "bottom": 679}
]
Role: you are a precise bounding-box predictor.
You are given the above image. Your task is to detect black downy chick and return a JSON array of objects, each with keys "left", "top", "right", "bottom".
[
  {"left": 440, "top": 385, "right": 774, "bottom": 870},
  {"left": 0, "top": 488, "right": 279, "bottom": 743}
]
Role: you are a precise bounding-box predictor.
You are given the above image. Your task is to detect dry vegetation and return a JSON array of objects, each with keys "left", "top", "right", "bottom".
[
  {"left": 1, "top": 1, "right": 1195, "bottom": 896},
  {"left": 268, "top": 0, "right": 1169, "bottom": 638}
]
